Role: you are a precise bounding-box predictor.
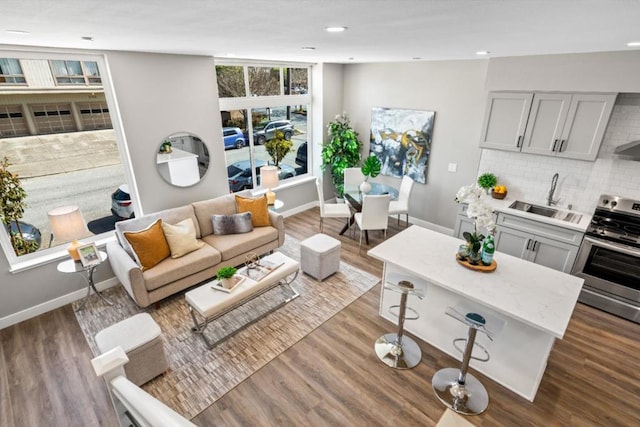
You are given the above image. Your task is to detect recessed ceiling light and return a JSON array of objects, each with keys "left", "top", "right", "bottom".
[
  {"left": 627, "top": 41, "right": 640, "bottom": 47},
  {"left": 412, "top": 57, "right": 421, "bottom": 60},
  {"left": 476, "top": 51, "right": 490, "bottom": 56},
  {"left": 301, "top": 47, "right": 316, "bottom": 51},
  {"left": 6, "top": 29, "right": 30, "bottom": 35},
  {"left": 325, "top": 26, "right": 347, "bottom": 33},
  {"left": 348, "top": 57, "right": 355, "bottom": 60},
  {"left": 81, "top": 36, "right": 94, "bottom": 41}
]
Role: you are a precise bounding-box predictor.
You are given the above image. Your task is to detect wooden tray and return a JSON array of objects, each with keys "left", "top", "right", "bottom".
[{"left": 456, "top": 254, "right": 497, "bottom": 272}]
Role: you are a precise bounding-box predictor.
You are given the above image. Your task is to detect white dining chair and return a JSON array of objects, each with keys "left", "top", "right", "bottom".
[
  {"left": 389, "top": 175, "right": 414, "bottom": 227},
  {"left": 354, "top": 194, "right": 391, "bottom": 254},
  {"left": 316, "top": 178, "right": 352, "bottom": 233},
  {"left": 343, "top": 167, "right": 364, "bottom": 195}
]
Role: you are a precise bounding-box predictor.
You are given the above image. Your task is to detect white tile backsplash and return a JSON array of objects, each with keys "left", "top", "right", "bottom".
[{"left": 478, "top": 94, "right": 640, "bottom": 214}]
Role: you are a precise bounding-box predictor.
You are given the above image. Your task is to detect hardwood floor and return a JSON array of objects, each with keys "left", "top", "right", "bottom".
[{"left": 1, "top": 207, "right": 639, "bottom": 426}]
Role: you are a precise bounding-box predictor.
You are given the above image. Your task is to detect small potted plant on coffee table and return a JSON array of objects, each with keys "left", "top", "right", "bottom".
[{"left": 216, "top": 266, "right": 237, "bottom": 289}]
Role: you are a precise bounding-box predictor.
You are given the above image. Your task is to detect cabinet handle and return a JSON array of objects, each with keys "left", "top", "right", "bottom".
[
  {"left": 526, "top": 238, "right": 532, "bottom": 250},
  {"left": 516, "top": 135, "right": 523, "bottom": 148},
  {"left": 552, "top": 139, "right": 559, "bottom": 152},
  {"left": 532, "top": 240, "right": 539, "bottom": 251},
  {"left": 559, "top": 140, "right": 566, "bottom": 152}
]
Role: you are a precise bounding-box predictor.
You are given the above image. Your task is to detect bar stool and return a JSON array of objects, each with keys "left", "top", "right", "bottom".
[
  {"left": 374, "top": 279, "right": 425, "bottom": 369},
  {"left": 432, "top": 306, "right": 494, "bottom": 415}
]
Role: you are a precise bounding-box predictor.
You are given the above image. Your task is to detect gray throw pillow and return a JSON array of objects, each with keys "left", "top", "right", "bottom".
[{"left": 212, "top": 212, "right": 254, "bottom": 235}]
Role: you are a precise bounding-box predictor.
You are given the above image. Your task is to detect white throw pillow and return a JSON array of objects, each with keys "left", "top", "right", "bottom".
[{"left": 161, "top": 218, "right": 204, "bottom": 258}]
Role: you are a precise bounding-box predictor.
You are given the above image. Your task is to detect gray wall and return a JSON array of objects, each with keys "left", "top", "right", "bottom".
[{"left": 342, "top": 60, "right": 490, "bottom": 229}]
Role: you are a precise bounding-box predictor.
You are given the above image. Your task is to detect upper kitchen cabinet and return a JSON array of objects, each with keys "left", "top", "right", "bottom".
[
  {"left": 480, "top": 91, "right": 617, "bottom": 161},
  {"left": 479, "top": 92, "right": 533, "bottom": 152}
]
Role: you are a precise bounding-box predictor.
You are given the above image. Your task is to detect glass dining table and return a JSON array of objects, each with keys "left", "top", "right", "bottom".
[{"left": 339, "top": 182, "right": 399, "bottom": 243}]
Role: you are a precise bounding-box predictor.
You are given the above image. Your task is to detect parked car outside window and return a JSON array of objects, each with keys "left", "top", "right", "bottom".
[
  {"left": 222, "top": 127, "right": 246, "bottom": 150},
  {"left": 253, "top": 120, "right": 294, "bottom": 145},
  {"left": 227, "top": 159, "right": 296, "bottom": 192},
  {"left": 4, "top": 220, "right": 42, "bottom": 249},
  {"left": 295, "top": 141, "right": 307, "bottom": 175}
]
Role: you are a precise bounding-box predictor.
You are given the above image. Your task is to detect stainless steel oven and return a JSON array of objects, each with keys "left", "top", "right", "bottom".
[{"left": 572, "top": 194, "right": 640, "bottom": 324}]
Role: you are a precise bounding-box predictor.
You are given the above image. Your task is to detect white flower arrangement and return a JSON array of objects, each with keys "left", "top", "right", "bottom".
[{"left": 456, "top": 184, "right": 496, "bottom": 251}]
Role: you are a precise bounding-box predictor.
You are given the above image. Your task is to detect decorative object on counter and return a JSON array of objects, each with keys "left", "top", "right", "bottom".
[
  {"left": 369, "top": 107, "right": 435, "bottom": 184},
  {"left": 491, "top": 185, "right": 508, "bottom": 199},
  {"left": 455, "top": 183, "right": 496, "bottom": 269},
  {"left": 360, "top": 154, "right": 382, "bottom": 194},
  {"left": 321, "top": 113, "right": 362, "bottom": 197},
  {"left": 159, "top": 140, "right": 172, "bottom": 153},
  {"left": 216, "top": 266, "right": 237, "bottom": 289},
  {"left": 481, "top": 234, "right": 495, "bottom": 265},
  {"left": 477, "top": 173, "right": 497, "bottom": 194},
  {"left": 455, "top": 254, "right": 497, "bottom": 272}
]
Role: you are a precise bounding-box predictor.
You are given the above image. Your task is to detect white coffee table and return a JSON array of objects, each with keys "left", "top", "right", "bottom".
[{"left": 185, "top": 251, "right": 299, "bottom": 349}]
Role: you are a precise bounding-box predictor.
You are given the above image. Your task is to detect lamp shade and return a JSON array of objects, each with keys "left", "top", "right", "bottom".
[
  {"left": 48, "top": 206, "right": 88, "bottom": 260},
  {"left": 260, "top": 166, "right": 279, "bottom": 205}
]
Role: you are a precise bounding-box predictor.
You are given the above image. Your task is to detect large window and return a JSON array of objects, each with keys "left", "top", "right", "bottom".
[
  {"left": 50, "top": 60, "right": 102, "bottom": 85},
  {"left": 0, "top": 58, "right": 26, "bottom": 84},
  {"left": 216, "top": 62, "right": 310, "bottom": 193},
  {"left": 0, "top": 52, "right": 132, "bottom": 268}
]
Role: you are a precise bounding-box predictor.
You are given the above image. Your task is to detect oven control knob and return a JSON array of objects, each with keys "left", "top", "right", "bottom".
[
  {"left": 611, "top": 201, "right": 618, "bottom": 208},
  {"left": 602, "top": 198, "right": 609, "bottom": 205}
]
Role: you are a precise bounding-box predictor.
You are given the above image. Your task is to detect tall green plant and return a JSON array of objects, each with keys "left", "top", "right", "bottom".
[
  {"left": 264, "top": 130, "right": 293, "bottom": 167},
  {"left": 321, "top": 114, "right": 362, "bottom": 196},
  {"left": 0, "top": 157, "right": 36, "bottom": 255}
]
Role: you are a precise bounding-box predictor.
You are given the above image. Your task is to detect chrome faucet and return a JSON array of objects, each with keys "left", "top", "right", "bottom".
[{"left": 547, "top": 173, "right": 559, "bottom": 206}]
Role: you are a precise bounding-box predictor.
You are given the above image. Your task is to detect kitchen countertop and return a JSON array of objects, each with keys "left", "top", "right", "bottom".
[
  {"left": 484, "top": 196, "right": 591, "bottom": 232},
  {"left": 369, "top": 226, "right": 584, "bottom": 338}
]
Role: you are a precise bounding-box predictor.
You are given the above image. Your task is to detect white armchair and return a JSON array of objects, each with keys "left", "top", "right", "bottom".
[
  {"left": 354, "top": 194, "right": 391, "bottom": 254},
  {"left": 389, "top": 175, "right": 415, "bottom": 227},
  {"left": 316, "top": 178, "right": 352, "bottom": 233}
]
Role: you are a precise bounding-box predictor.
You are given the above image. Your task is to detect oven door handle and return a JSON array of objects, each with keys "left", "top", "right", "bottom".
[{"left": 583, "top": 236, "right": 640, "bottom": 257}]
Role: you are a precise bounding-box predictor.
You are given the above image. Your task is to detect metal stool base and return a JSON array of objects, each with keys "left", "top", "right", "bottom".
[
  {"left": 432, "top": 368, "right": 489, "bottom": 415},
  {"left": 374, "top": 333, "right": 422, "bottom": 369}
]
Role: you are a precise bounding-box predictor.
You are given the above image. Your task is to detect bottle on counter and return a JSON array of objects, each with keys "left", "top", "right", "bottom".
[{"left": 481, "top": 235, "right": 495, "bottom": 266}]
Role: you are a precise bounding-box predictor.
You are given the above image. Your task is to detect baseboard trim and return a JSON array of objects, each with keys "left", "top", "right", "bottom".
[
  {"left": 281, "top": 201, "right": 318, "bottom": 218},
  {"left": 0, "top": 277, "right": 119, "bottom": 330},
  {"left": 391, "top": 214, "right": 454, "bottom": 236}
]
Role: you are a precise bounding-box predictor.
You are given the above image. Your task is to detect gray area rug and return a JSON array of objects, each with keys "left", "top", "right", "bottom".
[{"left": 74, "top": 234, "right": 379, "bottom": 419}]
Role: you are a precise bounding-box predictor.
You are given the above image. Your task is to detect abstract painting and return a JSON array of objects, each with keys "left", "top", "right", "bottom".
[{"left": 369, "top": 107, "right": 435, "bottom": 184}]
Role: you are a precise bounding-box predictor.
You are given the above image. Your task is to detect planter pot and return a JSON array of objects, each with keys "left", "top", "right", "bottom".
[{"left": 221, "top": 277, "right": 235, "bottom": 289}]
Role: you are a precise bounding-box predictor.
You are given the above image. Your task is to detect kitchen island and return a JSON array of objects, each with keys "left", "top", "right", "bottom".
[{"left": 368, "top": 226, "right": 584, "bottom": 401}]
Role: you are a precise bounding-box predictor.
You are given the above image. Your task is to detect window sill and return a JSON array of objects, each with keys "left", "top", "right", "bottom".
[
  {"left": 8, "top": 234, "right": 116, "bottom": 274},
  {"left": 250, "top": 174, "right": 316, "bottom": 197}
]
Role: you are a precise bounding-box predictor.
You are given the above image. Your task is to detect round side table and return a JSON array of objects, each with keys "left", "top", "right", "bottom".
[{"left": 57, "top": 250, "right": 113, "bottom": 311}]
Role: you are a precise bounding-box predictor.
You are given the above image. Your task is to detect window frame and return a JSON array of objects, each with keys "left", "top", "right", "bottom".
[
  {"left": 216, "top": 60, "right": 312, "bottom": 192},
  {"left": 0, "top": 49, "right": 138, "bottom": 273},
  {"left": 0, "top": 58, "right": 27, "bottom": 85},
  {"left": 49, "top": 59, "right": 102, "bottom": 86}
]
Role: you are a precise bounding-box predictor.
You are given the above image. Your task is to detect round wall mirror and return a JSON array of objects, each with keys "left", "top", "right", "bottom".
[{"left": 156, "top": 132, "right": 210, "bottom": 187}]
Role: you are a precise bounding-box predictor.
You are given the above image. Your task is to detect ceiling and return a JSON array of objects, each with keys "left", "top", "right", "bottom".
[{"left": 3, "top": 0, "right": 640, "bottom": 64}]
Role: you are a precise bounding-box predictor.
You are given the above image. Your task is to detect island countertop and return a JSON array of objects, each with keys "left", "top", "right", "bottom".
[{"left": 368, "top": 226, "right": 584, "bottom": 338}]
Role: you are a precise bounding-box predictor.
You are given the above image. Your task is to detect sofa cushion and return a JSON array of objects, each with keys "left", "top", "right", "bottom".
[
  {"left": 192, "top": 193, "right": 238, "bottom": 237},
  {"left": 235, "top": 194, "right": 270, "bottom": 227},
  {"left": 212, "top": 212, "right": 253, "bottom": 235},
  {"left": 115, "top": 205, "right": 200, "bottom": 259},
  {"left": 142, "top": 243, "right": 222, "bottom": 291},
  {"left": 202, "top": 226, "right": 278, "bottom": 261},
  {"left": 161, "top": 218, "right": 204, "bottom": 258},
  {"left": 123, "top": 219, "right": 171, "bottom": 271}
]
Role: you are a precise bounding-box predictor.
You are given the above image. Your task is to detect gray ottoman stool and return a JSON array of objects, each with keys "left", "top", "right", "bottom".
[
  {"left": 95, "top": 313, "right": 169, "bottom": 386},
  {"left": 300, "top": 233, "right": 341, "bottom": 281}
]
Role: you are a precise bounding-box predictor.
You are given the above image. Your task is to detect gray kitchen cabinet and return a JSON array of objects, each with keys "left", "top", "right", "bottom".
[
  {"left": 479, "top": 92, "right": 533, "bottom": 151},
  {"left": 480, "top": 91, "right": 617, "bottom": 161},
  {"left": 494, "top": 212, "right": 583, "bottom": 273}
]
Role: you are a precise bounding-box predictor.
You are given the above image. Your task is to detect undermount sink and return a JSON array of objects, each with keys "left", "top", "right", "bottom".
[{"left": 508, "top": 200, "right": 583, "bottom": 224}]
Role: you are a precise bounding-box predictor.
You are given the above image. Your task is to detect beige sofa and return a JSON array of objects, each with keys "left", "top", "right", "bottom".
[{"left": 106, "top": 192, "right": 285, "bottom": 308}]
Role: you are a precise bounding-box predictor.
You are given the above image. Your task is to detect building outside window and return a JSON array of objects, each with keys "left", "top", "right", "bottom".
[
  {"left": 0, "top": 58, "right": 26, "bottom": 84},
  {"left": 216, "top": 62, "right": 310, "bottom": 193},
  {"left": 50, "top": 60, "right": 102, "bottom": 85},
  {"left": 0, "top": 52, "right": 132, "bottom": 268}
]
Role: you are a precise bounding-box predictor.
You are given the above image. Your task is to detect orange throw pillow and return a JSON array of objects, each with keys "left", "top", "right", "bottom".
[
  {"left": 123, "top": 219, "right": 171, "bottom": 271},
  {"left": 235, "top": 194, "right": 271, "bottom": 227}
]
